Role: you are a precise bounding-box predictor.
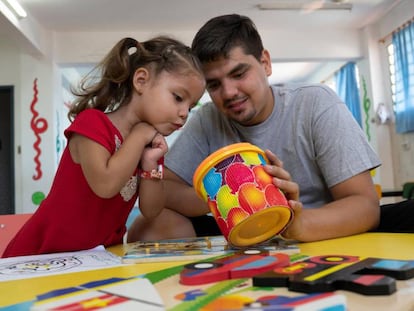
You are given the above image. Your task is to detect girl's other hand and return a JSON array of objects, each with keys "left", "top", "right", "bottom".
[
  {"left": 140, "top": 133, "right": 168, "bottom": 171},
  {"left": 130, "top": 122, "right": 158, "bottom": 144}
]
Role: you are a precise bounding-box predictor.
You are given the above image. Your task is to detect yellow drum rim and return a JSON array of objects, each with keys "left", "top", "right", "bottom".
[
  {"left": 193, "top": 143, "right": 266, "bottom": 198},
  {"left": 228, "top": 205, "right": 292, "bottom": 247}
]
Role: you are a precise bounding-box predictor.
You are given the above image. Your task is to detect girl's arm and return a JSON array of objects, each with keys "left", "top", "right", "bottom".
[
  {"left": 138, "top": 133, "right": 168, "bottom": 219},
  {"left": 69, "top": 122, "right": 157, "bottom": 198}
]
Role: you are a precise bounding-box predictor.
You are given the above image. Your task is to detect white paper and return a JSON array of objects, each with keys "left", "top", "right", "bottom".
[{"left": 0, "top": 246, "right": 123, "bottom": 282}]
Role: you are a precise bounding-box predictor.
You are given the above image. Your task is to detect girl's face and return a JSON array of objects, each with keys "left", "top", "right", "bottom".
[{"left": 136, "top": 69, "right": 205, "bottom": 136}]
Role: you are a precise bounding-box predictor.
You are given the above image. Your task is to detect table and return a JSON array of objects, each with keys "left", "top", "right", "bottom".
[{"left": 1, "top": 233, "right": 414, "bottom": 309}]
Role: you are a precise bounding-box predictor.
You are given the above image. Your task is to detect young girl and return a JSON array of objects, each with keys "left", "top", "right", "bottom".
[{"left": 2, "top": 36, "right": 205, "bottom": 257}]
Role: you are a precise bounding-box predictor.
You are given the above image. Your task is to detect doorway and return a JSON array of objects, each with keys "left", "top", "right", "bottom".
[{"left": 0, "top": 86, "right": 15, "bottom": 214}]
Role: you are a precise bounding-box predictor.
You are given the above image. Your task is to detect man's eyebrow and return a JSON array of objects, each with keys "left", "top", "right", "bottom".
[
  {"left": 205, "top": 63, "right": 251, "bottom": 85},
  {"left": 229, "top": 63, "right": 250, "bottom": 75}
]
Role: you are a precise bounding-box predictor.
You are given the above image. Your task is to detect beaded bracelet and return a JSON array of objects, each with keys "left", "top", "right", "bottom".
[{"left": 139, "top": 163, "right": 163, "bottom": 179}]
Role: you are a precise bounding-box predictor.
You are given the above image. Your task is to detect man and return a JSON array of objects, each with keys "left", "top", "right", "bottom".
[{"left": 127, "top": 14, "right": 381, "bottom": 243}]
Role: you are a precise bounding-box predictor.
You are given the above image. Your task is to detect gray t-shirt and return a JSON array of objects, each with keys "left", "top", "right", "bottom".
[{"left": 166, "top": 83, "right": 381, "bottom": 208}]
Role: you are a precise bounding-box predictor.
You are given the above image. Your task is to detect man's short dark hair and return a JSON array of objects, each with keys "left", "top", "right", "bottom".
[{"left": 191, "top": 14, "right": 264, "bottom": 63}]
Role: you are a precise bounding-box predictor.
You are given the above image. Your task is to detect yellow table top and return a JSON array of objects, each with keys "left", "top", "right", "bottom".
[{"left": 1, "top": 232, "right": 414, "bottom": 309}]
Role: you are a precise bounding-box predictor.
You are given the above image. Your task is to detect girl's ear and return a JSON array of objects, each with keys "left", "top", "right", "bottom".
[{"left": 133, "top": 67, "right": 150, "bottom": 94}]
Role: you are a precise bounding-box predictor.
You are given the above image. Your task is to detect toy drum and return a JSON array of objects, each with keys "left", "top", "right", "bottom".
[{"left": 193, "top": 143, "right": 293, "bottom": 247}]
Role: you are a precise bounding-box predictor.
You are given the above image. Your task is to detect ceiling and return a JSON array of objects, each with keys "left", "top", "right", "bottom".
[
  {"left": 17, "top": 0, "right": 397, "bottom": 32},
  {"left": 3, "top": 0, "right": 401, "bottom": 83}
]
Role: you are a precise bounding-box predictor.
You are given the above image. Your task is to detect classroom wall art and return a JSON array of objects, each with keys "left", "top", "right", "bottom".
[{"left": 29, "top": 78, "right": 48, "bottom": 206}]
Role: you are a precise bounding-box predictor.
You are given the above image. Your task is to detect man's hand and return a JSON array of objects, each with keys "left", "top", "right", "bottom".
[
  {"left": 262, "top": 149, "right": 304, "bottom": 240},
  {"left": 263, "top": 149, "right": 299, "bottom": 202}
]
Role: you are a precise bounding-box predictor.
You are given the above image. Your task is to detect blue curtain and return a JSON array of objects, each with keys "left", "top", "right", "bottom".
[
  {"left": 392, "top": 22, "right": 414, "bottom": 133},
  {"left": 335, "top": 62, "right": 362, "bottom": 127}
]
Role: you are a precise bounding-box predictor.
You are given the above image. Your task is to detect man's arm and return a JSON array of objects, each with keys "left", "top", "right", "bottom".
[
  {"left": 282, "top": 170, "right": 380, "bottom": 242},
  {"left": 126, "top": 167, "right": 209, "bottom": 242},
  {"left": 162, "top": 167, "right": 210, "bottom": 216}
]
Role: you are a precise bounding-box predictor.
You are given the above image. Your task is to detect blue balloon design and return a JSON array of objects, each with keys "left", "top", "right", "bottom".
[
  {"left": 258, "top": 154, "right": 267, "bottom": 165},
  {"left": 203, "top": 168, "right": 222, "bottom": 198}
]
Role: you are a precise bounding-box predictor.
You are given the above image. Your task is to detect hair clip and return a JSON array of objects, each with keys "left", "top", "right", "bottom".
[{"left": 128, "top": 46, "right": 138, "bottom": 55}]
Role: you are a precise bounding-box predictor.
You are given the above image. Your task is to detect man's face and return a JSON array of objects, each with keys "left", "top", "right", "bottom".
[{"left": 202, "top": 47, "right": 273, "bottom": 126}]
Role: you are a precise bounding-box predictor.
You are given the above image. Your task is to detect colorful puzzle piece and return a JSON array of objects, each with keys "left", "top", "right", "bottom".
[
  {"left": 31, "top": 277, "right": 164, "bottom": 310},
  {"left": 203, "top": 292, "right": 347, "bottom": 311},
  {"left": 253, "top": 255, "right": 414, "bottom": 296},
  {"left": 180, "top": 249, "right": 290, "bottom": 285}
]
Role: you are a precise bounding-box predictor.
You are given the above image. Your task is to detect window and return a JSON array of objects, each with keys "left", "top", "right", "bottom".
[
  {"left": 391, "top": 21, "right": 414, "bottom": 133},
  {"left": 334, "top": 62, "right": 362, "bottom": 127},
  {"left": 387, "top": 43, "right": 396, "bottom": 105}
]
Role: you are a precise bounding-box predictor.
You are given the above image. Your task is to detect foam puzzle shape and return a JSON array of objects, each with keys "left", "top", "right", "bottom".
[
  {"left": 31, "top": 277, "right": 164, "bottom": 310},
  {"left": 206, "top": 292, "right": 347, "bottom": 311},
  {"left": 180, "top": 249, "right": 290, "bottom": 285},
  {"left": 253, "top": 254, "right": 414, "bottom": 296}
]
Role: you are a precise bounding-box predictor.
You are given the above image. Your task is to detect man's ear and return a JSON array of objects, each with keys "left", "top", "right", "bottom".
[
  {"left": 133, "top": 67, "right": 150, "bottom": 94},
  {"left": 261, "top": 49, "right": 272, "bottom": 77}
]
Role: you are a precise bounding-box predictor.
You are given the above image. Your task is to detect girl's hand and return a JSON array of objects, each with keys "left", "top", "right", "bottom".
[
  {"left": 140, "top": 133, "right": 168, "bottom": 171},
  {"left": 130, "top": 122, "right": 158, "bottom": 144}
]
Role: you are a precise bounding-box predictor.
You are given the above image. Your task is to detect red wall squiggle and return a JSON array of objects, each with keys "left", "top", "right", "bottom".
[{"left": 30, "top": 78, "right": 48, "bottom": 180}]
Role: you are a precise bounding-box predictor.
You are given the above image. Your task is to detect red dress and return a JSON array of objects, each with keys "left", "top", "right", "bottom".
[{"left": 2, "top": 109, "right": 139, "bottom": 257}]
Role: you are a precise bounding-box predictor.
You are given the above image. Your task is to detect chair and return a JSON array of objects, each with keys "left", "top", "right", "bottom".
[
  {"left": 377, "top": 182, "right": 414, "bottom": 200},
  {"left": 402, "top": 182, "right": 414, "bottom": 199},
  {"left": 0, "top": 213, "right": 32, "bottom": 256}
]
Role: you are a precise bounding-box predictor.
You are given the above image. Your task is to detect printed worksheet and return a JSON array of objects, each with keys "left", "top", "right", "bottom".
[{"left": 0, "top": 246, "right": 123, "bottom": 282}]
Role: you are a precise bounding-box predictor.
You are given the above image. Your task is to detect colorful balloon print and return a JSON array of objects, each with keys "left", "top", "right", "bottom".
[
  {"left": 194, "top": 143, "right": 292, "bottom": 246},
  {"left": 216, "top": 185, "right": 239, "bottom": 218},
  {"left": 240, "top": 151, "right": 264, "bottom": 165},
  {"left": 238, "top": 183, "right": 267, "bottom": 213},
  {"left": 226, "top": 207, "right": 249, "bottom": 230},
  {"left": 203, "top": 168, "right": 222, "bottom": 199},
  {"left": 225, "top": 162, "right": 255, "bottom": 193},
  {"left": 253, "top": 166, "right": 273, "bottom": 189},
  {"left": 264, "top": 184, "right": 289, "bottom": 207}
]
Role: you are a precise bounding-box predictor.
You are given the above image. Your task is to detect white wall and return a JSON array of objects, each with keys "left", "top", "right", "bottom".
[
  {"left": 1, "top": 1, "right": 413, "bottom": 213},
  {"left": 51, "top": 27, "right": 362, "bottom": 65}
]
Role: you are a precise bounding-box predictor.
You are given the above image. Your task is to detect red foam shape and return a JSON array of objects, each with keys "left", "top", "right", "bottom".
[{"left": 180, "top": 251, "right": 290, "bottom": 285}]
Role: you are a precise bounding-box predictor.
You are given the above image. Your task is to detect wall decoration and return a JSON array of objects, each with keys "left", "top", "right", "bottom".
[
  {"left": 56, "top": 110, "right": 62, "bottom": 165},
  {"left": 375, "top": 102, "right": 391, "bottom": 124},
  {"left": 361, "top": 76, "right": 372, "bottom": 141},
  {"left": 30, "top": 78, "right": 48, "bottom": 180},
  {"left": 31, "top": 191, "right": 45, "bottom": 206}
]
